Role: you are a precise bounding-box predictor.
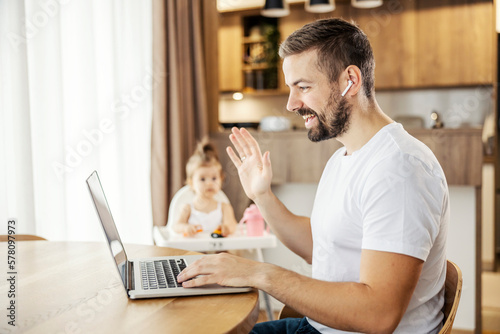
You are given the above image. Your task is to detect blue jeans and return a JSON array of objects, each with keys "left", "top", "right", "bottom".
[{"left": 250, "top": 317, "right": 321, "bottom": 334}]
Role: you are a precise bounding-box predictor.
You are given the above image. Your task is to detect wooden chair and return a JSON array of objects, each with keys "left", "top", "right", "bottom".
[
  {"left": 278, "top": 260, "right": 463, "bottom": 334},
  {"left": 439, "top": 260, "right": 462, "bottom": 334},
  {"left": 0, "top": 235, "right": 47, "bottom": 242}
]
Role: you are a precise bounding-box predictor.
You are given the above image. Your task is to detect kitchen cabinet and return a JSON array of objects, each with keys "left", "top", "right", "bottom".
[
  {"left": 350, "top": 1, "right": 418, "bottom": 88},
  {"left": 411, "top": 127, "right": 483, "bottom": 186},
  {"left": 275, "top": 2, "right": 419, "bottom": 89},
  {"left": 218, "top": 12, "right": 243, "bottom": 91},
  {"left": 415, "top": 0, "right": 493, "bottom": 87},
  {"left": 218, "top": 0, "right": 494, "bottom": 92},
  {"left": 350, "top": 0, "right": 493, "bottom": 88}
]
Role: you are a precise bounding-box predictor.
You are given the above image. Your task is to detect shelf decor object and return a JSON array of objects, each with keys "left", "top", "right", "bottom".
[
  {"left": 351, "top": 0, "right": 383, "bottom": 8},
  {"left": 261, "top": 0, "right": 290, "bottom": 17},
  {"left": 305, "top": 0, "right": 335, "bottom": 13}
]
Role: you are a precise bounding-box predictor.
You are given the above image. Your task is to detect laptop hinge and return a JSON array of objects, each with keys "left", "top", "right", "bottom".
[{"left": 127, "top": 260, "right": 135, "bottom": 291}]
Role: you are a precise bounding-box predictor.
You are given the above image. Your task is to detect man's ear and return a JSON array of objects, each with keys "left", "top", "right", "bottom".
[{"left": 343, "top": 65, "right": 362, "bottom": 96}]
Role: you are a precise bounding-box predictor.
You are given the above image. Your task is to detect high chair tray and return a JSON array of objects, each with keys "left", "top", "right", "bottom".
[{"left": 153, "top": 226, "right": 277, "bottom": 252}]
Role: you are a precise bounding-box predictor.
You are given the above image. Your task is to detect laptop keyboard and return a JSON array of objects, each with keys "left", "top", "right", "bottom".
[{"left": 140, "top": 259, "right": 187, "bottom": 289}]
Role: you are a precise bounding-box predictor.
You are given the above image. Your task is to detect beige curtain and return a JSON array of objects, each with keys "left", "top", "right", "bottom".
[{"left": 151, "top": 0, "right": 218, "bottom": 227}]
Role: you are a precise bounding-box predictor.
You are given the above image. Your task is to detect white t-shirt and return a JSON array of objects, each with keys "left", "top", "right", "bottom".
[{"left": 308, "top": 123, "right": 449, "bottom": 334}]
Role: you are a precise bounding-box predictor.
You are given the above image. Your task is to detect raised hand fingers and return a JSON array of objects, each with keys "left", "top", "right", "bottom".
[
  {"left": 229, "top": 128, "right": 250, "bottom": 160},
  {"left": 239, "top": 128, "right": 263, "bottom": 158},
  {"left": 230, "top": 127, "right": 263, "bottom": 160},
  {"left": 228, "top": 127, "right": 264, "bottom": 163},
  {"left": 226, "top": 146, "right": 242, "bottom": 168}
]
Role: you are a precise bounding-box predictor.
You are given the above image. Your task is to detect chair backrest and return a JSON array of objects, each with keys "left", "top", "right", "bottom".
[
  {"left": 0, "top": 235, "right": 47, "bottom": 242},
  {"left": 165, "top": 185, "right": 230, "bottom": 236},
  {"left": 438, "top": 260, "right": 462, "bottom": 334}
]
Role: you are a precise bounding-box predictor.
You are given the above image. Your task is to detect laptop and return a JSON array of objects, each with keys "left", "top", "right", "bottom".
[{"left": 86, "top": 170, "right": 251, "bottom": 299}]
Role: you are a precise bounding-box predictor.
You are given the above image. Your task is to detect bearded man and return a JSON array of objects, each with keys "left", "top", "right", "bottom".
[{"left": 178, "top": 18, "right": 449, "bottom": 334}]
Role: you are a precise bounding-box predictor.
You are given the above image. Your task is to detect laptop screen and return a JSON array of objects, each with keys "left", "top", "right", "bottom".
[{"left": 86, "top": 171, "right": 128, "bottom": 289}]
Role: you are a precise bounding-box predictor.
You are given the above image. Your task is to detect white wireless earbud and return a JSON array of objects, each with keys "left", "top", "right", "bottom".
[{"left": 341, "top": 80, "right": 353, "bottom": 97}]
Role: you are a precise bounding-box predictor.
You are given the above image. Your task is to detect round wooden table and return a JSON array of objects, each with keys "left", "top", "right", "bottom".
[{"left": 0, "top": 241, "right": 259, "bottom": 334}]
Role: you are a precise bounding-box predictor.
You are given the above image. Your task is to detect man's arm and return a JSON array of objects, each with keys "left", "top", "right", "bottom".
[
  {"left": 178, "top": 249, "right": 423, "bottom": 334},
  {"left": 227, "top": 127, "right": 313, "bottom": 262},
  {"left": 265, "top": 250, "right": 423, "bottom": 333}
]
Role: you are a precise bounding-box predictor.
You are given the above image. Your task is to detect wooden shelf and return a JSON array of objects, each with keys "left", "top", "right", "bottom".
[
  {"left": 242, "top": 36, "right": 266, "bottom": 44},
  {"left": 484, "top": 154, "right": 496, "bottom": 164},
  {"left": 242, "top": 63, "right": 271, "bottom": 71},
  {"left": 240, "top": 89, "right": 289, "bottom": 96}
]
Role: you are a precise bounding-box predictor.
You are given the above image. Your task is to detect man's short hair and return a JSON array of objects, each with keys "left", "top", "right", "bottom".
[{"left": 279, "top": 18, "right": 375, "bottom": 98}]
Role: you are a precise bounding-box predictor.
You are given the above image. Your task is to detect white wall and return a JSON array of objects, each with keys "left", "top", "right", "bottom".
[
  {"left": 264, "top": 183, "right": 478, "bottom": 331},
  {"left": 376, "top": 87, "right": 492, "bottom": 129},
  {"left": 447, "top": 186, "right": 477, "bottom": 331}
]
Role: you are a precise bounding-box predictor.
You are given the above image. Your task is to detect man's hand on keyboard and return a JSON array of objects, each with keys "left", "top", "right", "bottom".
[{"left": 177, "top": 252, "right": 273, "bottom": 289}]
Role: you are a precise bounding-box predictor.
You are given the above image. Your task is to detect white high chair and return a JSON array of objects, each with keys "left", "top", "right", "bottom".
[{"left": 153, "top": 185, "right": 277, "bottom": 320}]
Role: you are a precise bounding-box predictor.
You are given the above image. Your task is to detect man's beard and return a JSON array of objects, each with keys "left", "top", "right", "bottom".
[{"left": 296, "top": 91, "right": 352, "bottom": 142}]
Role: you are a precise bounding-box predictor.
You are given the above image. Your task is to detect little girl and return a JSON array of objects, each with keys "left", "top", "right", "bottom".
[{"left": 173, "top": 140, "right": 237, "bottom": 237}]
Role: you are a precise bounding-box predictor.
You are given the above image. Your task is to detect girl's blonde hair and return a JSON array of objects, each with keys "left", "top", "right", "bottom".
[{"left": 185, "top": 139, "right": 223, "bottom": 183}]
